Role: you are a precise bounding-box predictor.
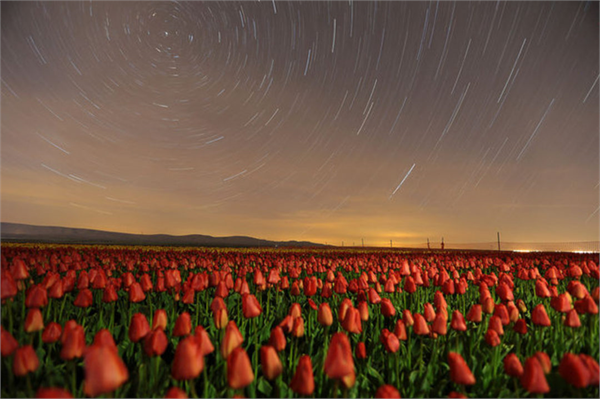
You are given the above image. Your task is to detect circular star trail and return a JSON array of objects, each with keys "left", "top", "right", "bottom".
[{"left": 1, "top": 1, "right": 598, "bottom": 247}]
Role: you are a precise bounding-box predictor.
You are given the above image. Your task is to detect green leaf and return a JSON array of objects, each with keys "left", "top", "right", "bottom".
[{"left": 257, "top": 377, "right": 273, "bottom": 396}]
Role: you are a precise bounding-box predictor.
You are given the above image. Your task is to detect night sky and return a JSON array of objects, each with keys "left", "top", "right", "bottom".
[{"left": 1, "top": 1, "right": 598, "bottom": 247}]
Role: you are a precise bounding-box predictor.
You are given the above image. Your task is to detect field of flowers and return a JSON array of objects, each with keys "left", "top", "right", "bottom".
[{"left": 1, "top": 243, "right": 599, "bottom": 398}]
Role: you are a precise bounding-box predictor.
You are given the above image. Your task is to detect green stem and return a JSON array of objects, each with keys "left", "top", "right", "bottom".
[
  {"left": 26, "top": 373, "right": 34, "bottom": 398},
  {"left": 70, "top": 360, "right": 77, "bottom": 397}
]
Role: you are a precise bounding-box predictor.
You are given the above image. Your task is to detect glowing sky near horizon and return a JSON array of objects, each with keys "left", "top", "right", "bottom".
[{"left": 1, "top": 1, "right": 598, "bottom": 246}]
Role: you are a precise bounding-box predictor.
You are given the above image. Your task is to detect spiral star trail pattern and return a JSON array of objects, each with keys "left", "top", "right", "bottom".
[{"left": 1, "top": 1, "right": 598, "bottom": 247}]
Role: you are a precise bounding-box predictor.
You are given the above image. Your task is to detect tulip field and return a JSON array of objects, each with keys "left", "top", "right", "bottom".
[{"left": 1, "top": 243, "right": 599, "bottom": 398}]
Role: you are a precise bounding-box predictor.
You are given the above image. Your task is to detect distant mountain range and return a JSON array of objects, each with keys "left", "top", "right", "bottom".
[{"left": 0, "top": 222, "right": 324, "bottom": 248}]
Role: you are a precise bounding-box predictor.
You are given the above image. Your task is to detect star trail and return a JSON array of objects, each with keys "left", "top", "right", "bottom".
[{"left": 1, "top": 1, "right": 598, "bottom": 247}]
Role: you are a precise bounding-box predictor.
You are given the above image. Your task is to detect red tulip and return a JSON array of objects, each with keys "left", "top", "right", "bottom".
[
  {"left": 221, "top": 320, "right": 244, "bottom": 358},
  {"left": 447, "top": 392, "right": 467, "bottom": 398},
  {"left": 25, "top": 284, "right": 48, "bottom": 308},
  {"left": 278, "top": 315, "right": 293, "bottom": 334},
  {"left": 531, "top": 304, "right": 551, "bottom": 327},
  {"left": 129, "top": 282, "right": 146, "bottom": 303},
  {"left": 173, "top": 312, "right": 192, "bottom": 337},
  {"left": 260, "top": 345, "right": 283, "bottom": 380},
  {"left": 1, "top": 327, "right": 18, "bottom": 357},
  {"left": 488, "top": 315, "right": 504, "bottom": 336},
  {"left": 485, "top": 329, "right": 501, "bottom": 347},
  {"left": 292, "top": 316, "right": 305, "bottom": 337},
  {"left": 74, "top": 288, "right": 93, "bottom": 308},
  {"left": 153, "top": 309, "right": 168, "bottom": 330},
  {"left": 129, "top": 313, "right": 150, "bottom": 343},
  {"left": 533, "top": 352, "right": 551, "bottom": 374},
  {"left": 171, "top": 336, "right": 204, "bottom": 380},
  {"left": 520, "top": 357, "right": 550, "bottom": 394},
  {"left": 356, "top": 342, "right": 367, "bottom": 359},
  {"left": 144, "top": 328, "right": 168, "bottom": 357},
  {"left": 559, "top": 353, "right": 590, "bottom": 388},
  {"left": 289, "top": 355, "right": 315, "bottom": 396},
  {"left": 580, "top": 354, "right": 600, "bottom": 386},
  {"left": 448, "top": 352, "right": 476, "bottom": 385},
  {"left": 242, "top": 294, "right": 263, "bottom": 318},
  {"left": 450, "top": 310, "right": 467, "bottom": 332},
  {"left": 194, "top": 326, "right": 214, "bottom": 356},
  {"left": 564, "top": 308, "right": 581, "bottom": 328},
  {"left": 36, "top": 387, "right": 73, "bottom": 398},
  {"left": 60, "top": 323, "right": 85, "bottom": 360},
  {"left": 83, "top": 343, "right": 129, "bottom": 397},
  {"left": 13, "top": 345, "right": 39, "bottom": 376},
  {"left": 513, "top": 318, "right": 528, "bottom": 334},
  {"left": 380, "top": 329, "right": 400, "bottom": 353},
  {"left": 368, "top": 287, "right": 382, "bottom": 304},
  {"left": 550, "top": 293, "right": 572, "bottom": 313},
  {"left": 402, "top": 309, "right": 414, "bottom": 327},
  {"left": 102, "top": 285, "right": 118, "bottom": 303},
  {"left": 380, "top": 298, "right": 396, "bottom": 317},
  {"left": 93, "top": 329, "right": 117, "bottom": 350},
  {"left": 504, "top": 353, "right": 524, "bottom": 377},
  {"left": 24, "top": 308, "right": 44, "bottom": 333},
  {"left": 318, "top": 302, "right": 333, "bottom": 326},
  {"left": 482, "top": 297, "right": 495, "bottom": 314},
  {"left": 375, "top": 384, "right": 401, "bottom": 398},
  {"left": 214, "top": 308, "right": 229, "bottom": 329},
  {"left": 516, "top": 299, "right": 527, "bottom": 313},
  {"left": 358, "top": 301, "right": 370, "bottom": 321},
  {"left": 41, "top": 322, "right": 62, "bottom": 344},
  {"left": 432, "top": 312, "right": 447, "bottom": 336},
  {"left": 413, "top": 313, "right": 430, "bottom": 336},
  {"left": 269, "top": 326, "right": 286, "bottom": 352},
  {"left": 227, "top": 347, "right": 254, "bottom": 389},
  {"left": 324, "top": 332, "right": 354, "bottom": 379},
  {"left": 466, "top": 304, "right": 482, "bottom": 323},
  {"left": 423, "top": 303, "right": 435, "bottom": 322},
  {"left": 1, "top": 271, "right": 18, "bottom": 300},
  {"left": 493, "top": 304, "right": 510, "bottom": 326},
  {"left": 338, "top": 298, "right": 353, "bottom": 322},
  {"left": 289, "top": 302, "right": 302, "bottom": 319},
  {"left": 341, "top": 307, "right": 362, "bottom": 334},
  {"left": 434, "top": 290, "right": 447, "bottom": 310},
  {"left": 394, "top": 319, "right": 407, "bottom": 341},
  {"left": 164, "top": 387, "right": 188, "bottom": 398}
]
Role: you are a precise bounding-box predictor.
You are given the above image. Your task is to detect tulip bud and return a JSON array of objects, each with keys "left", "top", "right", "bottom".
[
  {"left": 227, "top": 347, "right": 254, "bottom": 389},
  {"left": 171, "top": 336, "right": 204, "bottom": 380},
  {"left": 324, "top": 333, "right": 354, "bottom": 379},
  {"left": 83, "top": 343, "right": 129, "bottom": 396},
  {"left": 374, "top": 384, "right": 401, "bottom": 398},
  {"left": 41, "top": 322, "right": 62, "bottom": 344},
  {"left": 317, "top": 303, "right": 333, "bottom": 327},
  {"left": 129, "top": 313, "right": 150, "bottom": 343},
  {"left": 504, "top": 353, "right": 524, "bottom": 377},
  {"left": 153, "top": 309, "right": 168, "bottom": 330},
  {"left": 24, "top": 308, "right": 44, "bottom": 333},
  {"left": 448, "top": 352, "right": 476, "bottom": 385},
  {"left": 13, "top": 345, "right": 39, "bottom": 376},
  {"left": 268, "top": 326, "right": 286, "bottom": 352},
  {"left": 289, "top": 355, "right": 315, "bottom": 396},
  {"left": 260, "top": 345, "right": 283, "bottom": 380},
  {"left": 173, "top": 312, "right": 192, "bottom": 337}
]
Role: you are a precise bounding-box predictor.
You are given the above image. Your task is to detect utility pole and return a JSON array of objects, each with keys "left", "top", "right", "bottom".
[
  {"left": 390, "top": 239, "right": 393, "bottom": 248},
  {"left": 427, "top": 238, "right": 430, "bottom": 250},
  {"left": 497, "top": 232, "right": 501, "bottom": 251},
  {"left": 362, "top": 238, "right": 364, "bottom": 247},
  {"left": 342, "top": 241, "right": 344, "bottom": 247}
]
